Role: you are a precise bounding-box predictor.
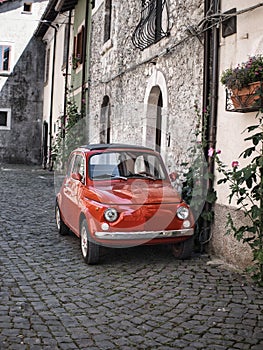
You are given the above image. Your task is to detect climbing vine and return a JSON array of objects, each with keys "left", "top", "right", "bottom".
[{"left": 52, "top": 96, "right": 86, "bottom": 170}]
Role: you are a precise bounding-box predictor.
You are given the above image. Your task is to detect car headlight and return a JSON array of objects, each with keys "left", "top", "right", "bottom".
[
  {"left": 104, "top": 208, "right": 118, "bottom": 222},
  {"left": 176, "top": 206, "right": 189, "bottom": 220}
]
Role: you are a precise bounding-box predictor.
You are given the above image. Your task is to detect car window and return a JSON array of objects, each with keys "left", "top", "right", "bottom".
[
  {"left": 89, "top": 151, "right": 166, "bottom": 180},
  {"left": 73, "top": 155, "right": 85, "bottom": 179},
  {"left": 134, "top": 154, "right": 165, "bottom": 178}
]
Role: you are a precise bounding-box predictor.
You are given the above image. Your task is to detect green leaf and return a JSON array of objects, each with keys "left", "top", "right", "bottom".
[
  {"left": 244, "top": 132, "right": 263, "bottom": 145},
  {"left": 240, "top": 146, "right": 255, "bottom": 158},
  {"left": 246, "top": 125, "right": 260, "bottom": 132},
  {"left": 217, "top": 178, "right": 227, "bottom": 184}
]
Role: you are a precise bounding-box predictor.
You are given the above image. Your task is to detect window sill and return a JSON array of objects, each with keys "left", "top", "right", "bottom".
[
  {"left": 0, "top": 126, "right": 11, "bottom": 131},
  {"left": 0, "top": 72, "right": 11, "bottom": 77}
]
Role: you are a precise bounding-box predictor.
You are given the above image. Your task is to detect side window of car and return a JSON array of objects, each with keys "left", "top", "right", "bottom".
[{"left": 73, "top": 155, "right": 85, "bottom": 179}]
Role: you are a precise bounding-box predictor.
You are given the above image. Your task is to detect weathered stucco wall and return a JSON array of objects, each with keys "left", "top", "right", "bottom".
[
  {"left": 0, "top": 37, "right": 45, "bottom": 164},
  {"left": 0, "top": 0, "right": 47, "bottom": 164}
]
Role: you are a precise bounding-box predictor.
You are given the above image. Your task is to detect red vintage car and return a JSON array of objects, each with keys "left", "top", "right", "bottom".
[{"left": 55, "top": 144, "right": 195, "bottom": 264}]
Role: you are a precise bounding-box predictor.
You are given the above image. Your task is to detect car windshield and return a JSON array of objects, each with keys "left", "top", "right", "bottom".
[{"left": 89, "top": 150, "right": 167, "bottom": 181}]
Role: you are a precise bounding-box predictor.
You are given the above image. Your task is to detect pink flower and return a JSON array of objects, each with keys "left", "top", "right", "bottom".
[
  {"left": 216, "top": 149, "right": 221, "bottom": 154},
  {"left": 231, "top": 161, "right": 239, "bottom": 168},
  {"left": 208, "top": 147, "right": 214, "bottom": 157}
]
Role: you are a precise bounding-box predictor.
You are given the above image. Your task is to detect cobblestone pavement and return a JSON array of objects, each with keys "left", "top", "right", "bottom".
[{"left": 0, "top": 165, "right": 263, "bottom": 350}]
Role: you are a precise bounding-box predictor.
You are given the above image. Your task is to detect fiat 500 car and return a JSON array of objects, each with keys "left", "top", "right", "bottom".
[{"left": 55, "top": 144, "right": 195, "bottom": 264}]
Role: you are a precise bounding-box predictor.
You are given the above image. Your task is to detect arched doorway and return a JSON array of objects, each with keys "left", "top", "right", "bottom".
[
  {"left": 145, "top": 86, "right": 163, "bottom": 153},
  {"left": 156, "top": 91, "right": 163, "bottom": 153},
  {"left": 144, "top": 69, "right": 168, "bottom": 156},
  {"left": 100, "top": 95, "right": 111, "bottom": 143}
]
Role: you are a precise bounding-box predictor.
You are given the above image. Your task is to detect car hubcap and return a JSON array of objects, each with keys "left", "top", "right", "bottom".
[{"left": 81, "top": 225, "right": 88, "bottom": 257}]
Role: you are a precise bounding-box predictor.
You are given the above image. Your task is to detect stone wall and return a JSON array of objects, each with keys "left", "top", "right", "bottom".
[
  {"left": 209, "top": 204, "right": 253, "bottom": 269},
  {"left": 88, "top": 0, "right": 204, "bottom": 177}
]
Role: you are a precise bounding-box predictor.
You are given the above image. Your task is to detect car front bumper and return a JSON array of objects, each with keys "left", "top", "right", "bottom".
[{"left": 94, "top": 228, "right": 194, "bottom": 240}]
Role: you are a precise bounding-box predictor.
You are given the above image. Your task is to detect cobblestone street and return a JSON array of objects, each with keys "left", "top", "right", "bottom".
[{"left": 0, "top": 165, "right": 262, "bottom": 350}]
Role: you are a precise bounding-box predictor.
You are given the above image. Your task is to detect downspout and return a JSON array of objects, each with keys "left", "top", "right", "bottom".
[
  {"left": 81, "top": 1, "right": 89, "bottom": 118},
  {"left": 201, "top": 0, "right": 220, "bottom": 249},
  {"left": 202, "top": 0, "right": 211, "bottom": 119},
  {"left": 62, "top": 10, "right": 72, "bottom": 138},
  {"left": 48, "top": 24, "right": 58, "bottom": 170}
]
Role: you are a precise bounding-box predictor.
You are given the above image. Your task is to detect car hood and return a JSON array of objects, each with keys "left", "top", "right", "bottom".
[{"left": 84, "top": 181, "right": 182, "bottom": 205}]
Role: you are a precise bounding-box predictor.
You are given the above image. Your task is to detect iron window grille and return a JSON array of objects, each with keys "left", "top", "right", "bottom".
[{"left": 132, "top": 0, "right": 170, "bottom": 50}]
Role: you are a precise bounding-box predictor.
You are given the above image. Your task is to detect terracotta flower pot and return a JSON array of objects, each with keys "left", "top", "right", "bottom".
[{"left": 231, "top": 81, "right": 262, "bottom": 109}]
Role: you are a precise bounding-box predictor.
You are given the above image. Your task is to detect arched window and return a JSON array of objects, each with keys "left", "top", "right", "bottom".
[{"left": 146, "top": 86, "right": 163, "bottom": 153}]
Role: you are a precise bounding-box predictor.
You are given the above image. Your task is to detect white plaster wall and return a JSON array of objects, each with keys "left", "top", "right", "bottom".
[
  {"left": 0, "top": 0, "right": 48, "bottom": 91},
  {"left": 209, "top": 1, "right": 263, "bottom": 268},
  {"left": 42, "top": 12, "right": 74, "bottom": 145},
  {"left": 216, "top": 0, "right": 263, "bottom": 205}
]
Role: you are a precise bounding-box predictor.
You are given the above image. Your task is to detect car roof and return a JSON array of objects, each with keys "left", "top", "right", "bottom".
[{"left": 79, "top": 143, "right": 154, "bottom": 152}]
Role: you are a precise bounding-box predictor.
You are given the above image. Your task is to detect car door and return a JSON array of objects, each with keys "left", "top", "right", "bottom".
[{"left": 61, "top": 153, "right": 85, "bottom": 233}]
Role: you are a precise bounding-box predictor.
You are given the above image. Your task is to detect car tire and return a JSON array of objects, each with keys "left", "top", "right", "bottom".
[
  {"left": 171, "top": 236, "right": 194, "bottom": 260},
  {"left": 80, "top": 219, "right": 100, "bottom": 265},
  {"left": 55, "top": 203, "right": 69, "bottom": 236}
]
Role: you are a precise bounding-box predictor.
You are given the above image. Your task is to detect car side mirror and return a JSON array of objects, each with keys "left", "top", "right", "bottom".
[
  {"left": 72, "top": 172, "right": 83, "bottom": 182},
  {"left": 169, "top": 172, "right": 177, "bottom": 182}
]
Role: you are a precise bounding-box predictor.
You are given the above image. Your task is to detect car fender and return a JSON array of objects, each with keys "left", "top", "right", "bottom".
[{"left": 79, "top": 209, "right": 98, "bottom": 240}]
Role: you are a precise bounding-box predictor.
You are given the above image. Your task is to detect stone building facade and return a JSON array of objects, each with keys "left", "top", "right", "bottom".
[
  {"left": 0, "top": 0, "right": 47, "bottom": 164},
  {"left": 87, "top": 0, "right": 263, "bottom": 270},
  {"left": 88, "top": 0, "right": 204, "bottom": 177}
]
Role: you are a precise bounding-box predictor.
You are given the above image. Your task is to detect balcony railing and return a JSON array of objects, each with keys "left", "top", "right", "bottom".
[{"left": 132, "top": 0, "right": 170, "bottom": 51}]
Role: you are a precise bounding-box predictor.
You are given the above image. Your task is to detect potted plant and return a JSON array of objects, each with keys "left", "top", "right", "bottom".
[{"left": 221, "top": 55, "right": 263, "bottom": 109}]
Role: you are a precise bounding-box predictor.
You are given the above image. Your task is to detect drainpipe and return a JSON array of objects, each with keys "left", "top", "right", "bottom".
[
  {"left": 48, "top": 24, "right": 58, "bottom": 171},
  {"left": 202, "top": 0, "right": 211, "bottom": 122},
  {"left": 62, "top": 10, "right": 72, "bottom": 138},
  {"left": 81, "top": 1, "right": 89, "bottom": 118},
  {"left": 201, "top": 0, "right": 220, "bottom": 248}
]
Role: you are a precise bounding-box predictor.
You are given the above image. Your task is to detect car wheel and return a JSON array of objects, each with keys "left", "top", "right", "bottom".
[
  {"left": 55, "top": 203, "right": 69, "bottom": 236},
  {"left": 80, "top": 220, "right": 100, "bottom": 265},
  {"left": 171, "top": 236, "right": 194, "bottom": 260}
]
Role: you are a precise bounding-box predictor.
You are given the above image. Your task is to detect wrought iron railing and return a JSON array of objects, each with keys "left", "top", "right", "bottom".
[{"left": 132, "top": 0, "right": 170, "bottom": 50}]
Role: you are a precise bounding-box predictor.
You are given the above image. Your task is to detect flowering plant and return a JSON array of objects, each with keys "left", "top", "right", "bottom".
[
  {"left": 52, "top": 96, "right": 85, "bottom": 169},
  {"left": 209, "top": 115, "right": 263, "bottom": 285},
  {"left": 220, "top": 55, "right": 263, "bottom": 90}
]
